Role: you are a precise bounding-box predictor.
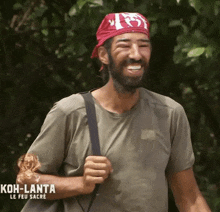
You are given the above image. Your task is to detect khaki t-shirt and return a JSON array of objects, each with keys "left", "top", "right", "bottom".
[{"left": 22, "top": 88, "right": 195, "bottom": 212}]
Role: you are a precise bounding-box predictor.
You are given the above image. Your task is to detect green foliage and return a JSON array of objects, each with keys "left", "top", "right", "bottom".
[{"left": 0, "top": 0, "right": 220, "bottom": 211}]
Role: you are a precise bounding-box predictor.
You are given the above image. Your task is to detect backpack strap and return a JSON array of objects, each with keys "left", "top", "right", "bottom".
[
  {"left": 81, "top": 92, "right": 101, "bottom": 156},
  {"left": 79, "top": 92, "right": 101, "bottom": 212}
]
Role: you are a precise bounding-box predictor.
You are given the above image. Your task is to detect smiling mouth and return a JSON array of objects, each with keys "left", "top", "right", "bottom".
[{"left": 127, "top": 65, "right": 142, "bottom": 72}]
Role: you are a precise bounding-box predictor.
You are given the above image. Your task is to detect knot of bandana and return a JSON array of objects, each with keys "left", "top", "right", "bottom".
[{"left": 91, "top": 12, "right": 150, "bottom": 58}]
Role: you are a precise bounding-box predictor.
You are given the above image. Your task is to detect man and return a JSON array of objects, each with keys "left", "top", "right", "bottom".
[{"left": 18, "top": 12, "right": 211, "bottom": 211}]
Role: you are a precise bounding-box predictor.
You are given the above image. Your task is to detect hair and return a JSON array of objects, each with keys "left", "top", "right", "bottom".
[{"left": 101, "top": 37, "right": 113, "bottom": 84}]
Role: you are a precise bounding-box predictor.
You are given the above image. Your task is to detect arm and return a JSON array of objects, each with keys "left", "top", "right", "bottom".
[
  {"left": 169, "top": 167, "right": 211, "bottom": 212},
  {"left": 16, "top": 156, "right": 113, "bottom": 200}
]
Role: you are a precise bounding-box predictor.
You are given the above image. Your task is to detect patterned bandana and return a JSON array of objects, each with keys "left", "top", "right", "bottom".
[{"left": 91, "top": 12, "right": 150, "bottom": 58}]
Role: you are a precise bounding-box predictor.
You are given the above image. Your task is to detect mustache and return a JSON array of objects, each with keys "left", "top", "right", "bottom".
[{"left": 125, "top": 59, "right": 144, "bottom": 65}]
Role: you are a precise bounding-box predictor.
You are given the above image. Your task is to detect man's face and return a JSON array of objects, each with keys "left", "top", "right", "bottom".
[{"left": 107, "top": 32, "right": 151, "bottom": 93}]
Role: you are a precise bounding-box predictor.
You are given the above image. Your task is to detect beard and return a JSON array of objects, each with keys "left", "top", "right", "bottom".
[{"left": 108, "top": 54, "right": 149, "bottom": 94}]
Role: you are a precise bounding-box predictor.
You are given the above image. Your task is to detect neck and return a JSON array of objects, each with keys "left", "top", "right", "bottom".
[{"left": 92, "top": 78, "right": 141, "bottom": 114}]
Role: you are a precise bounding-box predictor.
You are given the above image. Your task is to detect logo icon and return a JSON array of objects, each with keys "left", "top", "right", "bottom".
[{"left": 114, "top": 13, "right": 148, "bottom": 30}]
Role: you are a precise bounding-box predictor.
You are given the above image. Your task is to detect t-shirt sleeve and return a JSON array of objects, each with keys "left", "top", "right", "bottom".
[
  {"left": 166, "top": 105, "right": 195, "bottom": 176},
  {"left": 27, "top": 103, "right": 68, "bottom": 175}
]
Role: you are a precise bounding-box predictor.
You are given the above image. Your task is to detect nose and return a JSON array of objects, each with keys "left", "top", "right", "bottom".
[{"left": 129, "top": 44, "right": 142, "bottom": 61}]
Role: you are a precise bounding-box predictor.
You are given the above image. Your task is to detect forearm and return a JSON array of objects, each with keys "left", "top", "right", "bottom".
[
  {"left": 170, "top": 168, "right": 211, "bottom": 212},
  {"left": 176, "top": 192, "right": 211, "bottom": 212},
  {"left": 16, "top": 173, "right": 87, "bottom": 200},
  {"left": 16, "top": 156, "right": 112, "bottom": 200}
]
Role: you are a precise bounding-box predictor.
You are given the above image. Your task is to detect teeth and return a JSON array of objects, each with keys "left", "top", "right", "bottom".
[{"left": 127, "top": 65, "right": 141, "bottom": 70}]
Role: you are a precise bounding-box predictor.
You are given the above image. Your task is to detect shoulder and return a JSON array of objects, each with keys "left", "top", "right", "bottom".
[
  {"left": 140, "top": 88, "right": 183, "bottom": 111},
  {"left": 52, "top": 93, "right": 86, "bottom": 116}
]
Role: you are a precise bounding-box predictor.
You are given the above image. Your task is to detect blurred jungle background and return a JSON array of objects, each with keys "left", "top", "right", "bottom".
[{"left": 0, "top": 0, "right": 220, "bottom": 211}]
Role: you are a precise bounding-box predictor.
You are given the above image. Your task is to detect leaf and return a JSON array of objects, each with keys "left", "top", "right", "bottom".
[
  {"left": 190, "top": 15, "right": 197, "bottom": 27},
  {"left": 214, "top": 1, "right": 220, "bottom": 15},
  {"left": 13, "top": 3, "right": 22, "bottom": 10},
  {"left": 41, "top": 29, "right": 48, "bottom": 36},
  {"left": 127, "top": 0, "right": 134, "bottom": 3},
  {"left": 205, "top": 46, "right": 214, "bottom": 58},
  {"left": 77, "top": 0, "right": 90, "bottom": 8},
  {"left": 187, "top": 47, "right": 205, "bottom": 57},
  {"left": 150, "top": 22, "right": 158, "bottom": 37},
  {"left": 169, "top": 20, "right": 182, "bottom": 27},
  {"left": 35, "top": 6, "right": 48, "bottom": 17},
  {"left": 189, "top": 0, "right": 203, "bottom": 13},
  {"left": 214, "top": 197, "right": 220, "bottom": 209},
  {"left": 77, "top": 43, "right": 88, "bottom": 55},
  {"left": 69, "top": 6, "right": 77, "bottom": 16}
]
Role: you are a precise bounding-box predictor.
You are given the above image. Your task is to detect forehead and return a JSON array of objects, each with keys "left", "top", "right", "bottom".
[{"left": 112, "top": 32, "right": 149, "bottom": 43}]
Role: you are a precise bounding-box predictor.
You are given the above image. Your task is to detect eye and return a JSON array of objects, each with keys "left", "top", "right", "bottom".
[
  {"left": 140, "top": 43, "right": 150, "bottom": 48},
  {"left": 118, "top": 44, "right": 130, "bottom": 48}
]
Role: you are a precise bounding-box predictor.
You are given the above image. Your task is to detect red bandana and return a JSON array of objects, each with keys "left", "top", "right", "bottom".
[{"left": 91, "top": 12, "right": 150, "bottom": 58}]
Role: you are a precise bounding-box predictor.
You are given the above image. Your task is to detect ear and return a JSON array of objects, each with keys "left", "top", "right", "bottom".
[{"left": 98, "top": 46, "right": 109, "bottom": 65}]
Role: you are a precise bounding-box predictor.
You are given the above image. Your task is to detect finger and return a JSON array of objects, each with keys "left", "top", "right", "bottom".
[
  {"left": 84, "top": 161, "right": 110, "bottom": 170},
  {"left": 86, "top": 156, "right": 109, "bottom": 163},
  {"left": 85, "top": 156, "right": 113, "bottom": 172},
  {"left": 84, "top": 168, "right": 108, "bottom": 177},
  {"left": 84, "top": 175, "right": 105, "bottom": 184}
]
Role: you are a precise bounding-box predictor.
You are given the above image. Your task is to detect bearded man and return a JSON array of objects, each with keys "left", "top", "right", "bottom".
[{"left": 18, "top": 12, "right": 211, "bottom": 212}]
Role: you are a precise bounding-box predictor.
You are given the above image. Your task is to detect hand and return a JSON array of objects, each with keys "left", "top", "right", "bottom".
[{"left": 82, "top": 156, "right": 113, "bottom": 194}]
